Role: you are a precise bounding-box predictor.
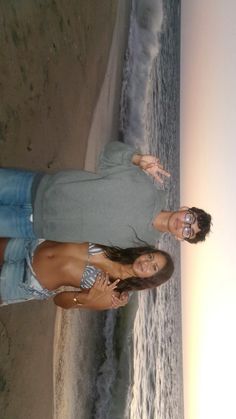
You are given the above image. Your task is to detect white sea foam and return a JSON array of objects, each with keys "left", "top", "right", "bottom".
[{"left": 120, "top": 0, "right": 163, "bottom": 149}]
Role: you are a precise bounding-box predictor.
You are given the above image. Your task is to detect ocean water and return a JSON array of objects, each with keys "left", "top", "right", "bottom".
[{"left": 54, "top": 0, "right": 183, "bottom": 418}]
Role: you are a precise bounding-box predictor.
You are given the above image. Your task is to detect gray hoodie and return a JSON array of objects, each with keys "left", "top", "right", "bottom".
[{"left": 33, "top": 141, "right": 167, "bottom": 247}]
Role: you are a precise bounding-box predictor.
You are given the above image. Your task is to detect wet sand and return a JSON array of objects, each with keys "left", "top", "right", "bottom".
[
  {"left": 0, "top": 0, "right": 117, "bottom": 170},
  {"left": 0, "top": 0, "right": 131, "bottom": 418}
]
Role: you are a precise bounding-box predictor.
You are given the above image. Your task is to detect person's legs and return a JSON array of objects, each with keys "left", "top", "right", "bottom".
[
  {"left": 0, "top": 168, "right": 37, "bottom": 237},
  {"left": 0, "top": 238, "right": 52, "bottom": 305},
  {"left": 0, "top": 238, "right": 30, "bottom": 304}
]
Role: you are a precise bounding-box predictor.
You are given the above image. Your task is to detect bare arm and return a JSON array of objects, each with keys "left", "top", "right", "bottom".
[{"left": 53, "top": 274, "right": 129, "bottom": 311}]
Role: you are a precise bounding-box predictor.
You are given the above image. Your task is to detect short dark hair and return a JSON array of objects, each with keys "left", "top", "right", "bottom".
[
  {"left": 99, "top": 245, "right": 174, "bottom": 292},
  {"left": 185, "top": 207, "right": 212, "bottom": 244}
]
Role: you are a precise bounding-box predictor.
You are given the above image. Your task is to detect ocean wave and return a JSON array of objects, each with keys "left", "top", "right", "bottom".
[
  {"left": 92, "top": 311, "right": 118, "bottom": 418},
  {"left": 93, "top": 295, "right": 139, "bottom": 418},
  {"left": 120, "top": 0, "right": 163, "bottom": 148}
]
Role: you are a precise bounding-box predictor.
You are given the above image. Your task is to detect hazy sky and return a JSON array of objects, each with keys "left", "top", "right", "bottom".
[{"left": 180, "top": 1, "right": 236, "bottom": 418}]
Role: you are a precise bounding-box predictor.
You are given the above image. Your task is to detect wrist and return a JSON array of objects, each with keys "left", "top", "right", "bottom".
[
  {"left": 131, "top": 153, "right": 142, "bottom": 166},
  {"left": 72, "top": 292, "right": 88, "bottom": 307}
]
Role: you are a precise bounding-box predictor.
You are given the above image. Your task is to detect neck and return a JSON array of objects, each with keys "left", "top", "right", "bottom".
[
  {"left": 153, "top": 211, "right": 173, "bottom": 233},
  {"left": 119, "top": 264, "right": 134, "bottom": 280},
  {"left": 91, "top": 253, "right": 133, "bottom": 279}
]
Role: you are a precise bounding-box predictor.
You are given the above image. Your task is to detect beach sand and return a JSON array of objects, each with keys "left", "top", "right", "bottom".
[{"left": 0, "top": 0, "right": 131, "bottom": 418}]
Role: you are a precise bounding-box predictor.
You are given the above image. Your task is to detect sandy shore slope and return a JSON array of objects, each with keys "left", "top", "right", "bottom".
[
  {"left": 0, "top": 1, "right": 131, "bottom": 418},
  {"left": 53, "top": 1, "right": 131, "bottom": 417},
  {"left": 0, "top": 0, "right": 117, "bottom": 170}
]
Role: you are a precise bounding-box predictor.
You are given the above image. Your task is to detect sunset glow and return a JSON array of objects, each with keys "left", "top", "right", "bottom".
[{"left": 180, "top": 1, "right": 236, "bottom": 418}]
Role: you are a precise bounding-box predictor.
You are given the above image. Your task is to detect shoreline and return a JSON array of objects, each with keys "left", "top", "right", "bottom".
[
  {"left": 85, "top": 0, "right": 132, "bottom": 171},
  {"left": 53, "top": 1, "right": 132, "bottom": 417}
]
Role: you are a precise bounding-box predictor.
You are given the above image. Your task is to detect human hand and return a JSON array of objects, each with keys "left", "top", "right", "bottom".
[
  {"left": 86, "top": 273, "right": 120, "bottom": 310},
  {"left": 94, "top": 275, "right": 129, "bottom": 309},
  {"left": 133, "top": 154, "right": 170, "bottom": 184},
  {"left": 91, "top": 273, "right": 120, "bottom": 293},
  {"left": 111, "top": 291, "right": 129, "bottom": 309}
]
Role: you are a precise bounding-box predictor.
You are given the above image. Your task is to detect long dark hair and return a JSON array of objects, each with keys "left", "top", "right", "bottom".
[{"left": 98, "top": 245, "right": 174, "bottom": 292}]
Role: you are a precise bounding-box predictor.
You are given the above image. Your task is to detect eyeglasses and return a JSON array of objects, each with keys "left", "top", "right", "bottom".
[{"left": 182, "top": 211, "right": 196, "bottom": 239}]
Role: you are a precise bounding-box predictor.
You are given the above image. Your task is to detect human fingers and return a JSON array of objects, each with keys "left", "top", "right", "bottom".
[
  {"left": 144, "top": 158, "right": 161, "bottom": 168},
  {"left": 153, "top": 173, "right": 164, "bottom": 184},
  {"left": 141, "top": 158, "right": 170, "bottom": 178},
  {"left": 94, "top": 272, "right": 108, "bottom": 289},
  {"left": 146, "top": 166, "right": 171, "bottom": 184},
  {"left": 111, "top": 296, "right": 128, "bottom": 308},
  {"left": 119, "top": 292, "right": 129, "bottom": 304},
  {"left": 155, "top": 165, "right": 171, "bottom": 178},
  {"left": 140, "top": 155, "right": 159, "bottom": 169},
  {"left": 98, "top": 272, "right": 110, "bottom": 290},
  {"left": 108, "top": 278, "right": 120, "bottom": 290},
  {"left": 120, "top": 291, "right": 129, "bottom": 299},
  {"left": 111, "top": 294, "right": 123, "bottom": 309},
  {"left": 147, "top": 163, "right": 170, "bottom": 177},
  {"left": 92, "top": 277, "right": 101, "bottom": 291},
  {"left": 151, "top": 161, "right": 163, "bottom": 169}
]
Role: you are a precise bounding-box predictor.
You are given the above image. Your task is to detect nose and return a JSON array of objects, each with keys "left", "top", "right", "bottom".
[
  {"left": 141, "top": 259, "right": 149, "bottom": 271},
  {"left": 177, "top": 218, "right": 186, "bottom": 229}
]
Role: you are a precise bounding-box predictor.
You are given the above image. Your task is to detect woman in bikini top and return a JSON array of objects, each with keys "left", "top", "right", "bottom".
[{"left": 0, "top": 238, "right": 174, "bottom": 310}]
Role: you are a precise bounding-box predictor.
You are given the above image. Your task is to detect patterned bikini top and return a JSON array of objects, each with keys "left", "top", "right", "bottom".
[{"left": 80, "top": 243, "right": 104, "bottom": 289}]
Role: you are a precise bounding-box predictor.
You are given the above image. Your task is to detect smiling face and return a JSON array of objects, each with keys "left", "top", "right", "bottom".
[
  {"left": 167, "top": 209, "right": 200, "bottom": 241},
  {"left": 132, "top": 252, "right": 167, "bottom": 278}
]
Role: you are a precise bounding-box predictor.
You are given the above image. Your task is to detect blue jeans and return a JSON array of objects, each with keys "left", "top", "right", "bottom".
[
  {"left": 0, "top": 238, "right": 56, "bottom": 305},
  {"left": 0, "top": 168, "right": 37, "bottom": 238}
]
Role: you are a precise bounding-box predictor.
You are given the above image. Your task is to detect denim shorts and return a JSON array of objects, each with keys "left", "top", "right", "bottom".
[
  {"left": 0, "top": 168, "right": 38, "bottom": 238},
  {"left": 0, "top": 238, "right": 56, "bottom": 305}
]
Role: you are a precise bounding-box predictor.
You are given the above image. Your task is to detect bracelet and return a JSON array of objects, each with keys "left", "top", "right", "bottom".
[{"left": 72, "top": 294, "right": 83, "bottom": 307}]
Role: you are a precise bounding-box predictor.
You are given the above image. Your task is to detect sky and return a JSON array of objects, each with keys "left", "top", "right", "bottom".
[{"left": 180, "top": 1, "right": 236, "bottom": 419}]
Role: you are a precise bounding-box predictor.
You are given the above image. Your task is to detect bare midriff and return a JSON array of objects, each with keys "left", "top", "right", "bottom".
[{"left": 32, "top": 241, "right": 89, "bottom": 290}]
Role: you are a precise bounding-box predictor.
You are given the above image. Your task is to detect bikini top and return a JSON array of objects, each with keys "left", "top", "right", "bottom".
[
  {"left": 80, "top": 243, "right": 104, "bottom": 289},
  {"left": 24, "top": 241, "right": 103, "bottom": 299}
]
